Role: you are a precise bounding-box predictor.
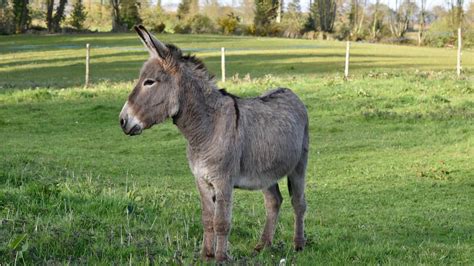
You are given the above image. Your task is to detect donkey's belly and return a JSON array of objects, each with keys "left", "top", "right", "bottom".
[{"left": 233, "top": 173, "right": 283, "bottom": 190}]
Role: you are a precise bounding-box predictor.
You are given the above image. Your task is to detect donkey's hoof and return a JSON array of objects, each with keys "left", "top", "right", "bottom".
[
  {"left": 202, "top": 253, "right": 215, "bottom": 262},
  {"left": 254, "top": 241, "right": 271, "bottom": 253},
  {"left": 294, "top": 238, "right": 306, "bottom": 251},
  {"left": 215, "top": 253, "right": 232, "bottom": 263}
]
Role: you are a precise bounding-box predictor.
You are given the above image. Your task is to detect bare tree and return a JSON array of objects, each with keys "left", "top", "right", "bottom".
[
  {"left": 369, "top": 0, "right": 382, "bottom": 40},
  {"left": 417, "top": 0, "right": 426, "bottom": 45},
  {"left": 310, "top": 0, "right": 337, "bottom": 32},
  {"left": 239, "top": 0, "right": 255, "bottom": 24},
  {"left": 349, "top": 0, "right": 367, "bottom": 40},
  {"left": 450, "top": 0, "right": 464, "bottom": 28},
  {"left": 389, "top": 0, "right": 415, "bottom": 39}
]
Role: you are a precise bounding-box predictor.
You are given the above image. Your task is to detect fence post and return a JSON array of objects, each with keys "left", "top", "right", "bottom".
[
  {"left": 221, "top": 47, "right": 226, "bottom": 83},
  {"left": 344, "top": 41, "right": 350, "bottom": 80},
  {"left": 85, "top": 43, "right": 90, "bottom": 88},
  {"left": 457, "top": 28, "right": 462, "bottom": 77}
]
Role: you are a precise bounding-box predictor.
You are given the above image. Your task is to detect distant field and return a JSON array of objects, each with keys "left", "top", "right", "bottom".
[
  {"left": 1, "top": 33, "right": 473, "bottom": 89},
  {"left": 0, "top": 34, "right": 473, "bottom": 264}
]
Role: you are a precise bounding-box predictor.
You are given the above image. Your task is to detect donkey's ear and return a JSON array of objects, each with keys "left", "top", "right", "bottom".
[{"left": 134, "top": 25, "right": 168, "bottom": 60}]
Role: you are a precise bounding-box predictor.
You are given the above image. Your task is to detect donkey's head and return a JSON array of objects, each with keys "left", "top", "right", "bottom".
[{"left": 119, "top": 25, "right": 182, "bottom": 136}]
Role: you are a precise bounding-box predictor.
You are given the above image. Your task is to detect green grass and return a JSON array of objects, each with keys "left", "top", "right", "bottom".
[
  {"left": 0, "top": 33, "right": 473, "bottom": 264},
  {"left": 1, "top": 33, "right": 473, "bottom": 89}
]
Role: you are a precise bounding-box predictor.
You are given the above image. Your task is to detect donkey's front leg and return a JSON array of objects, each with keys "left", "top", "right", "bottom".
[
  {"left": 196, "top": 178, "right": 216, "bottom": 260},
  {"left": 213, "top": 181, "right": 233, "bottom": 262}
]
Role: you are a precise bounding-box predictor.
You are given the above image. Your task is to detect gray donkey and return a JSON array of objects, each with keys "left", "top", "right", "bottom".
[{"left": 119, "top": 25, "right": 309, "bottom": 262}]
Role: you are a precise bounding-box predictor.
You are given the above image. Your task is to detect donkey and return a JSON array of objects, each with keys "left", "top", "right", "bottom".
[{"left": 119, "top": 25, "right": 309, "bottom": 262}]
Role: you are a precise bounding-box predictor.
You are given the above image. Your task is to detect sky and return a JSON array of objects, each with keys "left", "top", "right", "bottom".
[{"left": 158, "top": 0, "right": 472, "bottom": 12}]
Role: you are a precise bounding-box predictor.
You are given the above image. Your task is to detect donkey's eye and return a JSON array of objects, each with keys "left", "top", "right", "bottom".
[{"left": 143, "top": 79, "right": 155, "bottom": 86}]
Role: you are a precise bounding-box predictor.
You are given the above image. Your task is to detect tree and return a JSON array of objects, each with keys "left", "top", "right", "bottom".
[
  {"left": 13, "top": 0, "right": 30, "bottom": 33},
  {"left": 389, "top": 0, "right": 416, "bottom": 39},
  {"left": 120, "top": 0, "right": 141, "bottom": 29},
  {"left": 110, "top": 0, "right": 141, "bottom": 31},
  {"left": 46, "top": 0, "right": 67, "bottom": 32},
  {"left": 203, "top": 0, "right": 219, "bottom": 19},
  {"left": 177, "top": 0, "right": 191, "bottom": 20},
  {"left": 239, "top": 0, "right": 255, "bottom": 25},
  {"left": 348, "top": 0, "right": 367, "bottom": 40},
  {"left": 282, "top": 0, "right": 304, "bottom": 37},
  {"left": 308, "top": 0, "right": 337, "bottom": 33},
  {"left": 1, "top": 0, "right": 15, "bottom": 34},
  {"left": 449, "top": 0, "right": 463, "bottom": 29},
  {"left": 417, "top": 0, "right": 426, "bottom": 45},
  {"left": 69, "top": 0, "right": 87, "bottom": 30},
  {"left": 369, "top": 0, "right": 383, "bottom": 40},
  {"left": 276, "top": 0, "right": 283, "bottom": 23},
  {"left": 189, "top": 0, "right": 199, "bottom": 17},
  {"left": 110, "top": 0, "right": 124, "bottom": 31},
  {"left": 254, "top": 0, "right": 278, "bottom": 34}
]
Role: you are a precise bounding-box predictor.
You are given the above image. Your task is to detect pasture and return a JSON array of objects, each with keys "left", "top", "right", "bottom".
[{"left": 0, "top": 33, "right": 473, "bottom": 264}]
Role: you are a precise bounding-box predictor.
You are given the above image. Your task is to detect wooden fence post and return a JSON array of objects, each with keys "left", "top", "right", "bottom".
[
  {"left": 457, "top": 28, "right": 462, "bottom": 77},
  {"left": 221, "top": 47, "right": 226, "bottom": 83},
  {"left": 85, "top": 43, "right": 90, "bottom": 88},
  {"left": 344, "top": 41, "right": 350, "bottom": 80}
]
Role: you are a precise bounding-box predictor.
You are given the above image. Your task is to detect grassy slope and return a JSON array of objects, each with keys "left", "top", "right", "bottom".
[{"left": 0, "top": 34, "right": 473, "bottom": 264}]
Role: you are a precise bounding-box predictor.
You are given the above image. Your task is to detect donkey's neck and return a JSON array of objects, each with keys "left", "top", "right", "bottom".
[{"left": 172, "top": 78, "right": 222, "bottom": 148}]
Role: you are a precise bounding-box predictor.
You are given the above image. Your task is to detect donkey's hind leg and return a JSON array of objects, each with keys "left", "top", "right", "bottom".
[
  {"left": 254, "top": 183, "right": 283, "bottom": 252},
  {"left": 288, "top": 149, "right": 308, "bottom": 251}
]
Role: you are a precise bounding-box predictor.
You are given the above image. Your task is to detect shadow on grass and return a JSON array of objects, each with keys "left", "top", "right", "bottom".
[{"left": 0, "top": 51, "right": 452, "bottom": 89}]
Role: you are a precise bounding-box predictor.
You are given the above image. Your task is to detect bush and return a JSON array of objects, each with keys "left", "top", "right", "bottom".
[
  {"left": 189, "top": 14, "right": 215, "bottom": 34},
  {"left": 27, "top": 24, "right": 47, "bottom": 33},
  {"left": 423, "top": 15, "right": 456, "bottom": 47},
  {"left": 281, "top": 13, "right": 306, "bottom": 38},
  {"left": 173, "top": 21, "right": 192, "bottom": 34},
  {"left": 217, "top": 12, "right": 240, "bottom": 35},
  {"left": 153, "top": 22, "right": 166, "bottom": 33},
  {"left": 243, "top": 23, "right": 256, "bottom": 35},
  {"left": 173, "top": 14, "right": 216, "bottom": 34}
]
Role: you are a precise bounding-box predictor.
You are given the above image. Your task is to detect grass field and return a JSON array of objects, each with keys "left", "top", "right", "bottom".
[
  {"left": 0, "top": 33, "right": 473, "bottom": 264},
  {"left": 1, "top": 33, "right": 473, "bottom": 89}
]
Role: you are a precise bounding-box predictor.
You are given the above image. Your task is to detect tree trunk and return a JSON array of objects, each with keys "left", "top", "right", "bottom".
[
  {"left": 13, "top": 0, "right": 30, "bottom": 33},
  {"left": 417, "top": 0, "right": 426, "bottom": 46},
  {"left": 18, "top": 0, "right": 29, "bottom": 32},
  {"left": 51, "top": 0, "right": 67, "bottom": 32},
  {"left": 111, "top": 0, "right": 123, "bottom": 32},
  {"left": 317, "top": 0, "right": 336, "bottom": 32},
  {"left": 371, "top": 0, "right": 379, "bottom": 40},
  {"left": 46, "top": 0, "right": 54, "bottom": 31},
  {"left": 276, "top": 0, "right": 282, "bottom": 23}
]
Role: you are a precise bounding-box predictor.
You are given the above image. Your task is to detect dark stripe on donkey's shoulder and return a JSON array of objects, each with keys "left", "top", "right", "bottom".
[{"left": 219, "top": 89, "right": 240, "bottom": 129}]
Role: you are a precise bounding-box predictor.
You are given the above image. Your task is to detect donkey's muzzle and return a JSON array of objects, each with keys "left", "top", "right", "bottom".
[
  {"left": 119, "top": 117, "right": 142, "bottom": 136},
  {"left": 119, "top": 101, "right": 143, "bottom": 136},
  {"left": 128, "top": 124, "right": 142, "bottom": 136}
]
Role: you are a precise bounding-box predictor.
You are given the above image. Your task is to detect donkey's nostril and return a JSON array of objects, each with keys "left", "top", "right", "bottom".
[{"left": 120, "top": 118, "right": 127, "bottom": 128}]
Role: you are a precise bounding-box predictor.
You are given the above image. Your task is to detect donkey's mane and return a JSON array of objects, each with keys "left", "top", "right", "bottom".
[{"left": 165, "top": 43, "right": 215, "bottom": 80}]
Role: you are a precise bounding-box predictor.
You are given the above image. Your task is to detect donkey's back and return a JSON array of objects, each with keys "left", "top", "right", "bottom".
[{"left": 235, "top": 88, "right": 308, "bottom": 190}]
